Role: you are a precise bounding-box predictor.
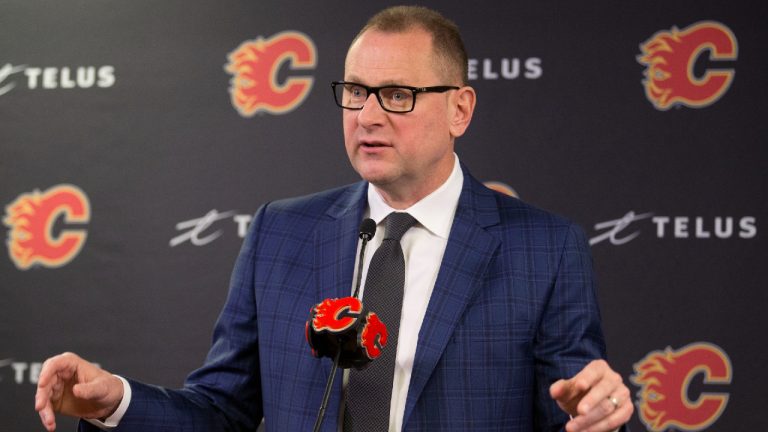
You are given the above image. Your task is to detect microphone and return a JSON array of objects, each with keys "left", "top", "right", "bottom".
[
  {"left": 306, "top": 218, "right": 388, "bottom": 432},
  {"left": 306, "top": 297, "right": 388, "bottom": 368},
  {"left": 306, "top": 218, "right": 385, "bottom": 368},
  {"left": 353, "top": 218, "right": 376, "bottom": 298},
  {"left": 359, "top": 217, "right": 376, "bottom": 241}
]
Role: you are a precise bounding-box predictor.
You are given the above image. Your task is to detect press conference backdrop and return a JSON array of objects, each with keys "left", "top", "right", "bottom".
[{"left": 1, "top": 1, "right": 765, "bottom": 430}]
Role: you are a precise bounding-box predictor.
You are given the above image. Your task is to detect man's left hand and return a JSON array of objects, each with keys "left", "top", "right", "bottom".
[{"left": 549, "top": 359, "right": 633, "bottom": 432}]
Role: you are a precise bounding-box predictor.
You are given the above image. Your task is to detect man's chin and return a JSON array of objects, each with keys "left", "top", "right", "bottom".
[
  {"left": 362, "top": 175, "right": 395, "bottom": 188},
  {"left": 353, "top": 164, "right": 397, "bottom": 186}
]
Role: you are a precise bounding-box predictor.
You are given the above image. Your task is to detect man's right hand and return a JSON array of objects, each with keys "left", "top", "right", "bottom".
[{"left": 34, "top": 352, "right": 124, "bottom": 432}]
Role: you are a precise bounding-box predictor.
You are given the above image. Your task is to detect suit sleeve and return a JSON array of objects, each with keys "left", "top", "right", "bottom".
[
  {"left": 532, "top": 222, "right": 607, "bottom": 432},
  {"left": 78, "top": 205, "right": 270, "bottom": 431}
]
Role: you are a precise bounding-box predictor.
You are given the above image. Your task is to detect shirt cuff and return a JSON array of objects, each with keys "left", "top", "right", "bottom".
[{"left": 83, "top": 375, "right": 132, "bottom": 430}]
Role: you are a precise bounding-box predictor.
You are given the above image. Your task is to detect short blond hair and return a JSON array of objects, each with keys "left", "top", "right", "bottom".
[{"left": 351, "top": 5, "right": 468, "bottom": 85}]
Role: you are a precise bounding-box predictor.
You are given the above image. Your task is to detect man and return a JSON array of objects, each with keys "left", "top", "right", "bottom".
[{"left": 36, "top": 6, "right": 632, "bottom": 432}]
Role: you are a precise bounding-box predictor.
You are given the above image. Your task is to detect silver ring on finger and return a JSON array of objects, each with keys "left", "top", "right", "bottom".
[{"left": 608, "top": 396, "right": 620, "bottom": 410}]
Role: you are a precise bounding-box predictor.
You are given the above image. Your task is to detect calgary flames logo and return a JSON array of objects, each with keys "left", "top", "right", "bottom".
[
  {"left": 306, "top": 297, "right": 388, "bottom": 366},
  {"left": 631, "top": 342, "right": 732, "bottom": 431},
  {"left": 225, "top": 31, "right": 316, "bottom": 116},
  {"left": 358, "top": 312, "right": 387, "bottom": 359},
  {"left": 638, "top": 21, "right": 737, "bottom": 110},
  {"left": 311, "top": 297, "right": 363, "bottom": 333},
  {"left": 4, "top": 184, "right": 90, "bottom": 270}
]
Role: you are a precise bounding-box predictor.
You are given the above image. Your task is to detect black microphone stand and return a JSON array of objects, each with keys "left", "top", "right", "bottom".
[{"left": 313, "top": 348, "right": 342, "bottom": 432}]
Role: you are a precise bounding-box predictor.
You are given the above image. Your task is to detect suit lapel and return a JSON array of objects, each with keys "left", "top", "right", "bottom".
[
  {"left": 403, "top": 170, "right": 501, "bottom": 426},
  {"left": 315, "top": 182, "right": 369, "bottom": 301},
  {"left": 312, "top": 181, "right": 368, "bottom": 430}
]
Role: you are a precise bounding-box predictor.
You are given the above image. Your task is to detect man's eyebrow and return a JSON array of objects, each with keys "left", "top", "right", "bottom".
[
  {"left": 344, "top": 74, "right": 362, "bottom": 83},
  {"left": 377, "top": 80, "right": 409, "bottom": 87}
]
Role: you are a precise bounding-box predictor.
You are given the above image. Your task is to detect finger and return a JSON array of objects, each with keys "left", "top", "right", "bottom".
[
  {"left": 567, "top": 384, "right": 631, "bottom": 432},
  {"left": 551, "top": 361, "right": 603, "bottom": 407},
  {"left": 567, "top": 396, "right": 617, "bottom": 431},
  {"left": 567, "top": 397, "right": 633, "bottom": 432},
  {"left": 576, "top": 369, "right": 623, "bottom": 415},
  {"left": 550, "top": 379, "right": 586, "bottom": 415},
  {"left": 551, "top": 375, "right": 588, "bottom": 402},
  {"left": 38, "top": 405, "right": 57, "bottom": 431},
  {"left": 37, "top": 354, "right": 75, "bottom": 387},
  {"left": 35, "top": 379, "right": 55, "bottom": 410},
  {"left": 35, "top": 368, "right": 67, "bottom": 412},
  {"left": 549, "top": 379, "right": 567, "bottom": 399},
  {"left": 36, "top": 359, "right": 58, "bottom": 392}
]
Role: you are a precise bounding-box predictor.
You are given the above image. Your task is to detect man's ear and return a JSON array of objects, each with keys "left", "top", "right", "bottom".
[{"left": 448, "top": 86, "right": 477, "bottom": 138}]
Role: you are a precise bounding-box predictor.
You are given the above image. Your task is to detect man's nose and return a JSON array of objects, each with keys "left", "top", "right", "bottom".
[{"left": 356, "top": 92, "right": 387, "bottom": 126}]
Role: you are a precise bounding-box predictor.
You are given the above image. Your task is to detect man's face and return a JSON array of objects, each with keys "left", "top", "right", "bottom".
[{"left": 343, "top": 28, "right": 461, "bottom": 205}]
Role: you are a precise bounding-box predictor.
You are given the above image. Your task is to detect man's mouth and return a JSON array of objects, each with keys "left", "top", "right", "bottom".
[{"left": 360, "top": 140, "right": 388, "bottom": 148}]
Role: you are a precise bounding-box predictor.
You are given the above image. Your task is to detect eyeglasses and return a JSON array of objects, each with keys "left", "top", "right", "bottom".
[{"left": 331, "top": 81, "right": 459, "bottom": 113}]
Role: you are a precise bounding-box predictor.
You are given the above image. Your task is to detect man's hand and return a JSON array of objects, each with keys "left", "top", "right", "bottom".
[
  {"left": 34, "top": 352, "right": 124, "bottom": 432},
  {"left": 549, "top": 359, "right": 633, "bottom": 432}
]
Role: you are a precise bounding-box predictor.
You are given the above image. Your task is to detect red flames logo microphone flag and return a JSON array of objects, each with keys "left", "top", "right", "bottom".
[
  {"left": 305, "top": 297, "right": 388, "bottom": 370},
  {"left": 225, "top": 31, "right": 317, "bottom": 117},
  {"left": 631, "top": 342, "right": 732, "bottom": 431},
  {"left": 638, "top": 21, "right": 737, "bottom": 110},
  {"left": 4, "top": 184, "right": 90, "bottom": 270}
]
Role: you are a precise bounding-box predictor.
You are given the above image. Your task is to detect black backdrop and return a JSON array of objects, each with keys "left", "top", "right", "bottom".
[{"left": 2, "top": 1, "right": 765, "bottom": 430}]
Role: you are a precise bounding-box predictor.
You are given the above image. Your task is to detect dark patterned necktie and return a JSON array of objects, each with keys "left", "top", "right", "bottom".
[{"left": 344, "top": 212, "right": 418, "bottom": 432}]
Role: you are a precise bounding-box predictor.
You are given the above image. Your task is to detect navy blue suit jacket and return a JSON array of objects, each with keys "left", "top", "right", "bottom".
[{"left": 82, "top": 167, "right": 606, "bottom": 431}]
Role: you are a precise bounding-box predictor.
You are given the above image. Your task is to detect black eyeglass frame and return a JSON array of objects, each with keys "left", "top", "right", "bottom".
[{"left": 331, "top": 81, "right": 460, "bottom": 113}]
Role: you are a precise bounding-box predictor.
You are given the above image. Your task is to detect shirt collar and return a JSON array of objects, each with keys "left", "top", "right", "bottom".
[{"left": 367, "top": 154, "right": 463, "bottom": 239}]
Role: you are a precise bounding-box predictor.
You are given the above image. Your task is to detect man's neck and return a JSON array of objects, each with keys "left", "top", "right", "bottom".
[
  {"left": 373, "top": 185, "right": 437, "bottom": 210},
  {"left": 371, "top": 154, "right": 459, "bottom": 210}
]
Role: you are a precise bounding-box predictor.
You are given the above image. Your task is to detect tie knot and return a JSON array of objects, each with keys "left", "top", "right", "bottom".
[{"left": 384, "top": 212, "right": 417, "bottom": 241}]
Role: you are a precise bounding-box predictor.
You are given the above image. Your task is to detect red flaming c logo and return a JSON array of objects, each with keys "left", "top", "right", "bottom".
[
  {"left": 306, "top": 297, "right": 389, "bottom": 363},
  {"left": 358, "top": 312, "right": 387, "bottom": 360},
  {"left": 638, "top": 21, "right": 737, "bottom": 110},
  {"left": 631, "top": 342, "right": 732, "bottom": 431},
  {"left": 311, "top": 297, "right": 363, "bottom": 333},
  {"left": 225, "top": 31, "right": 316, "bottom": 116},
  {"left": 4, "top": 184, "right": 90, "bottom": 270}
]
